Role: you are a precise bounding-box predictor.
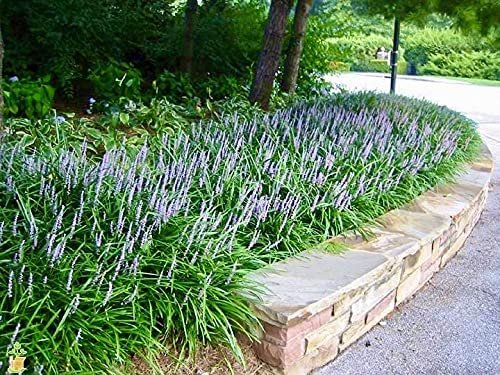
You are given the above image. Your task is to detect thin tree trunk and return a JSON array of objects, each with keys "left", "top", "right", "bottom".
[
  {"left": 250, "top": 0, "right": 294, "bottom": 110},
  {"left": 0, "top": 22, "right": 4, "bottom": 130},
  {"left": 281, "top": 0, "right": 313, "bottom": 94},
  {"left": 180, "top": 0, "right": 198, "bottom": 74}
]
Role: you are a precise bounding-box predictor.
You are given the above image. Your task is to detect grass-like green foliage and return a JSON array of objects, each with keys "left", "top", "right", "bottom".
[{"left": 0, "top": 93, "right": 480, "bottom": 374}]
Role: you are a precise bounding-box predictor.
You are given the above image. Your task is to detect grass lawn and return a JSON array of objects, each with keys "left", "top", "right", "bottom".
[{"left": 443, "top": 76, "right": 500, "bottom": 87}]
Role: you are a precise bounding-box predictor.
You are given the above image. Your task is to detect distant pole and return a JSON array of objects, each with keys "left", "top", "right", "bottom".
[{"left": 390, "top": 18, "right": 400, "bottom": 94}]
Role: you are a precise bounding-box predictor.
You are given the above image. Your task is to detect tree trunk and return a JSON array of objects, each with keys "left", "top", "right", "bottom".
[
  {"left": 0, "top": 22, "right": 4, "bottom": 130},
  {"left": 180, "top": 0, "right": 198, "bottom": 75},
  {"left": 250, "top": 0, "right": 294, "bottom": 110},
  {"left": 281, "top": 0, "right": 313, "bottom": 94}
]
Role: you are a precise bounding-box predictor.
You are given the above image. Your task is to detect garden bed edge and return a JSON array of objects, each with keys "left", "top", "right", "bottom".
[{"left": 247, "top": 140, "right": 493, "bottom": 374}]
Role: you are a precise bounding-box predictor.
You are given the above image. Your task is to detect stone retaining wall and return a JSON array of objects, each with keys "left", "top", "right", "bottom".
[{"left": 248, "top": 143, "right": 493, "bottom": 374}]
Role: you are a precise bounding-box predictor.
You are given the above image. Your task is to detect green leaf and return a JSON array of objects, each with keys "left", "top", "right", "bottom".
[{"left": 119, "top": 112, "right": 130, "bottom": 125}]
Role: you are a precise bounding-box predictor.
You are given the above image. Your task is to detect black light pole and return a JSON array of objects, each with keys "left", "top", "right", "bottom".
[{"left": 390, "top": 18, "right": 400, "bottom": 94}]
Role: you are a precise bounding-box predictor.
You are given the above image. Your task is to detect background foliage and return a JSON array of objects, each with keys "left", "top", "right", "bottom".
[{"left": 325, "top": 0, "right": 499, "bottom": 79}]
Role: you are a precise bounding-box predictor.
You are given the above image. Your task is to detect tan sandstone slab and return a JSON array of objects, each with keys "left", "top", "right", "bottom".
[
  {"left": 340, "top": 315, "right": 380, "bottom": 351},
  {"left": 434, "top": 178, "right": 488, "bottom": 203},
  {"left": 350, "top": 265, "right": 401, "bottom": 322},
  {"left": 409, "top": 190, "right": 470, "bottom": 220},
  {"left": 470, "top": 142, "right": 494, "bottom": 171},
  {"left": 250, "top": 250, "right": 391, "bottom": 325},
  {"left": 376, "top": 208, "right": 450, "bottom": 245},
  {"left": 396, "top": 267, "right": 422, "bottom": 305},
  {"left": 284, "top": 336, "right": 340, "bottom": 375},
  {"left": 402, "top": 242, "right": 432, "bottom": 279},
  {"left": 334, "top": 227, "right": 420, "bottom": 263}
]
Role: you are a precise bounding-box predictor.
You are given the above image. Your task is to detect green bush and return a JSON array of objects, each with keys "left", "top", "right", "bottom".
[
  {"left": 402, "top": 28, "right": 485, "bottom": 73},
  {"left": 402, "top": 28, "right": 499, "bottom": 79},
  {"left": 421, "top": 50, "right": 500, "bottom": 80},
  {"left": 328, "top": 34, "right": 407, "bottom": 74},
  {"left": 1, "top": 0, "right": 267, "bottom": 99},
  {"left": 153, "top": 71, "right": 247, "bottom": 103},
  {"left": 197, "top": 75, "right": 247, "bottom": 100},
  {"left": 1, "top": 0, "right": 158, "bottom": 97},
  {"left": 2, "top": 76, "right": 55, "bottom": 119},
  {"left": 328, "top": 34, "right": 388, "bottom": 70},
  {"left": 191, "top": 2, "right": 267, "bottom": 77},
  {"left": 153, "top": 72, "right": 196, "bottom": 102},
  {"left": 329, "top": 61, "right": 352, "bottom": 72},
  {"left": 294, "top": 14, "right": 336, "bottom": 91},
  {"left": 89, "top": 62, "right": 143, "bottom": 102},
  {"left": 0, "top": 93, "right": 480, "bottom": 373},
  {"left": 403, "top": 28, "right": 472, "bottom": 66},
  {"left": 328, "top": 28, "right": 496, "bottom": 79},
  {"left": 352, "top": 59, "right": 407, "bottom": 74}
]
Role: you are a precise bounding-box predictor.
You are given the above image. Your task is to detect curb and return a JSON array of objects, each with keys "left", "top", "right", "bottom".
[
  {"left": 248, "top": 141, "right": 494, "bottom": 374},
  {"left": 335, "top": 72, "right": 474, "bottom": 86}
]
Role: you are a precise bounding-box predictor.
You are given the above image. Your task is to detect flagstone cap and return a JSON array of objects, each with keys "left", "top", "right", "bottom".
[{"left": 249, "top": 142, "right": 493, "bottom": 327}]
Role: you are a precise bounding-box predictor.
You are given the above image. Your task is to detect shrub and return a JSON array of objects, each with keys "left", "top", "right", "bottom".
[
  {"left": 0, "top": 93, "right": 479, "bottom": 373},
  {"left": 295, "top": 14, "right": 336, "bottom": 91},
  {"left": 153, "top": 72, "right": 249, "bottom": 103},
  {"left": 89, "top": 62, "right": 143, "bottom": 103},
  {"left": 153, "top": 71, "right": 196, "bottom": 102},
  {"left": 420, "top": 50, "right": 500, "bottom": 80},
  {"left": 402, "top": 28, "right": 488, "bottom": 74},
  {"left": 197, "top": 75, "right": 248, "bottom": 101},
  {"left": 1, "top": 0, "right": 266, "bottom": 100},
  {"left": 1, "top": 0, "right": 158, "bottom": 97},
  {"left": 2, "top": 76, "right": 55, "bottom": 119},
  {"left": 328, "top": 34, "right": 407, "bottom": 74},
  {"left": 329, "top": 61, "right": 351, "bottom": 72},
  {"left": 190, "top": 2, "right": 267, "bottom": 77}
]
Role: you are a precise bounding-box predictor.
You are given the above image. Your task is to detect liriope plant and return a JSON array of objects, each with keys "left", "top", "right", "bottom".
[{"left": 0, "top": 93, "right": 480, "bottom": 373}]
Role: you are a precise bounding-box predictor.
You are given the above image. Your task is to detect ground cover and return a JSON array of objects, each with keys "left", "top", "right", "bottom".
[{"left": 0, "top": 92, "right": 480, "bottom": 374}]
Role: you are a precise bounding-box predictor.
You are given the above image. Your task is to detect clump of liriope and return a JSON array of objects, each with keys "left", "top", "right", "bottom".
[{"left": 0, "top": 92, "right": 480, "bottom": 374}]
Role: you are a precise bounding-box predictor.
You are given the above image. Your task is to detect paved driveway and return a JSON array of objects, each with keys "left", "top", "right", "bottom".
[
  {"left": 316, "top": 73, "right": 500, "bottom": 375},
  {"left": 326, "top": 73, "right": 500, "bottom": 124}
]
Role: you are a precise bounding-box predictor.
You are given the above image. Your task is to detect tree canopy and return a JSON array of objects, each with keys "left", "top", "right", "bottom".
[{"left": 352, "top": 0, "right": 499, "bottom": 33}]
